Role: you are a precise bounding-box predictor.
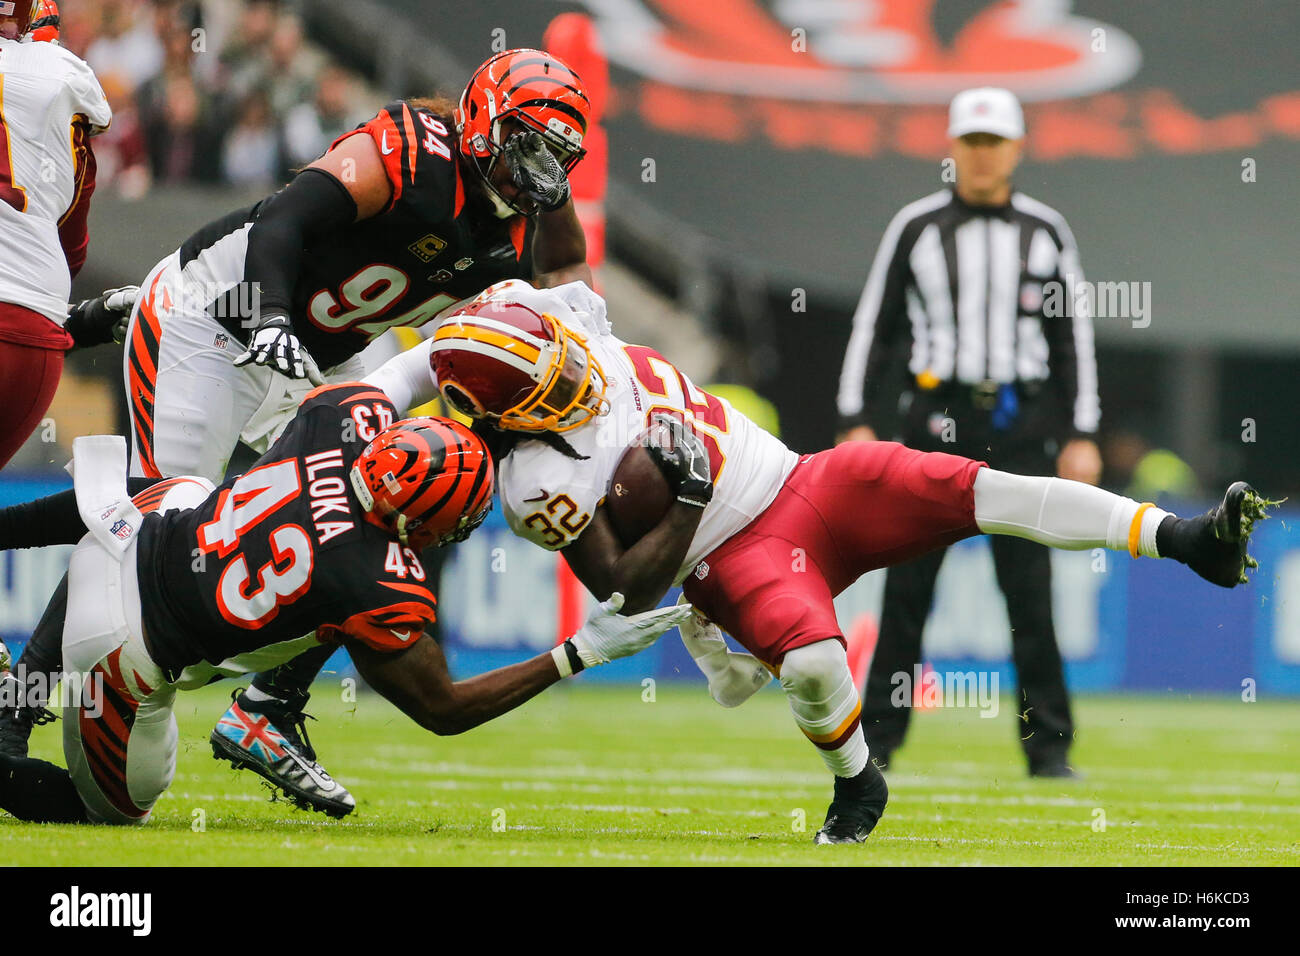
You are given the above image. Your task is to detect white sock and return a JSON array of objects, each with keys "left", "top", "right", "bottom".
[
  {"left": 243, "top": 685, "right": 278, "bottom": 703},
  {"left": 973, "top": 469, "right": 1171, "bottom": 558},
  {"left": 779, "top": 641, "right": 869, "bottom": 778}
]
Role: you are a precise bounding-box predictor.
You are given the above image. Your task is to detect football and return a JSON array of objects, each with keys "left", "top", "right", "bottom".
[{"left": 606, "top": 432, "right": 674, "bottom": 547}]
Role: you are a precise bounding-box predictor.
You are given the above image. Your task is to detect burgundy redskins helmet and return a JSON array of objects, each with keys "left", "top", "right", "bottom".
[
  {"left": 453, "top": 48, "right": 591, "bottom": 217},
  {"left": 0, "top": 1, "right": 39, "bottom": 40},
  {"left": 349, "top": 417, "right": 495, "bottom": 549},
  {"left": 429, "top": 298, "right": 608, "bottom": 434}
]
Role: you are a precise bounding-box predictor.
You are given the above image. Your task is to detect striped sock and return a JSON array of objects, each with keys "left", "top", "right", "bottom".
[{"left": 779, "top": 641, "right": 869, "bottom": 779}]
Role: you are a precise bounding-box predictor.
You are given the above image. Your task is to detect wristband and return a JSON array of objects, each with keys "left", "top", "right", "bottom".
[
  {"left": 551, "top": 639, "right": 586, "bottom": 678},
  {"left": 551, "top": 644, "right": 572, "bottom": 678}
]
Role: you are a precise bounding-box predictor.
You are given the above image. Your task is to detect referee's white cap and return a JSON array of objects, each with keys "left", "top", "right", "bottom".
[{"left": 947, "top": 87, "right": 1025, "bottom": 139}]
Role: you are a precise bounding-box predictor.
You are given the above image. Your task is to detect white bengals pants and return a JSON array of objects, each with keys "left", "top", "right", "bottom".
[
  {"left": 61, "top": 478, "right": 322, "bottom": 824},
  {"left": 122, "top": 252, "right": 391, "bottom": 482}
]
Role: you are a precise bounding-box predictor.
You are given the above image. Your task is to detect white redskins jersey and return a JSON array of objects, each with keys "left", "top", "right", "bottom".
[
  {"left": 0, "top": 38, "right": 111, "bottom": 323},
  {"left": 494, "top": 281, "right": 799, "bottom": 585}
]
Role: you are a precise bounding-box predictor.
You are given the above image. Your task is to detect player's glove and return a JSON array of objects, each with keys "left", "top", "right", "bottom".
[
  {"left": 645, "top": 413, "right": 714, "bottom": 508},
  {"left": 65, "top": 285, "right": 139, "bottom": 348},
  {"left": 233, "top": 313, "right": 310, "bottom": 379},
  {"left": 676, "top": 596, "right": 771, "bottom": 708},
  {"left": 504, "top": 130, "right": 571, "bottom": 213},
  {"left": 556, "top": 592, "right": 695, "bottom": 674}
]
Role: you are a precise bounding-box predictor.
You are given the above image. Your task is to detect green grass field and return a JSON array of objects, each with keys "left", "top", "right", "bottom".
[{"left": 3, "top": 683, "right": 1298, "bottom": 866}]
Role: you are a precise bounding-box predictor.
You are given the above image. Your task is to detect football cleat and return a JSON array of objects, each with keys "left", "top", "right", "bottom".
[
  {"left": 210, "top": 689, "right": 355, "bottom": 818},
  {"left": 1028, "top": 755, "right": 1081, "bottom": 779},
  {"left": 0, "top": 650, "right": 56, "bottom": 759},
  {"left": 1178, "top": 482, "right": 1277, "bottom": 588},
  {"left": 814, "top": 760, "right": 889, "bottom": 845}
]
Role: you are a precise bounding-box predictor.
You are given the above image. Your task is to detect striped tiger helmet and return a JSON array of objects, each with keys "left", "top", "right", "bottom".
[
  {"left": 30, "top": 0, "right": 58, "bottom": 42},
  {"left": 454, "top": 48, "right": 590, "bottom": 217},
  {"left": 349, "top": 417, "right": 495, "bottom": 550},
  {"left": 430, "top": 298, "right": 608, "bottom": 434}
]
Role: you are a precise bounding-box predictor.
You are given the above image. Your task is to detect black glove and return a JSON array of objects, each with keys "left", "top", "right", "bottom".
[
  {"left": 504, "top": 130, "right": 572, "bottom": 213},
  {"left": 644, "top": 414, "right": 713, "bottom": 509},
  {"left": 233, "top": 313, "right": 309, "bottom": 379},
  {"left": 65, "top": 286, "right": 138, "bottom": 349}
]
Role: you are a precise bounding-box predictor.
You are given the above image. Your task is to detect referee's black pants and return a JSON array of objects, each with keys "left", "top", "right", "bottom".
[{"left": 861, "top": 389, "right": 1075, "bottom": 770}]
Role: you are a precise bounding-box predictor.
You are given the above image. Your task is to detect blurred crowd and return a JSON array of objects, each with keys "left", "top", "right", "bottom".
[{"left": 61, "top": 0, "right": 377, "bottom": 197}]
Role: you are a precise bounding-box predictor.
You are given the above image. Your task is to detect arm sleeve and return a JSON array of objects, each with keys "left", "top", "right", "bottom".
[
  {"left": 241, "top": 168, "right": 358, "bottom": 321},
  {"left": 57, "top": 123, "right": 96, "bottom": 278},
  {"left": 362, "top": 338, "right": 439, "bottom": 414},
  {"left": 1044, "top": 220, "right": 1100, "bottom": 436},
  {"left": 319, "top": 599, "right": 438, "bottom": 653},
  {"left": 329, "top": 101, "right": 421, "bottom": 215},
  {"left": 836, "top": 210, "right": 913, "bottom": 431}
]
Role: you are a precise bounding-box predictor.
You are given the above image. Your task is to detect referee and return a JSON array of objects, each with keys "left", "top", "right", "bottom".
[{"left": 836, "top": 88, "right": 1101, "bottom": 778}]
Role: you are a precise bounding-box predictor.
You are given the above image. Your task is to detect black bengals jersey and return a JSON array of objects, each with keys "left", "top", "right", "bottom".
[
  {"left": 179, "top": 100, "right": 538, "bottom": 370},
  {"left": 136, "top": 383, "right": 439, "bottom": 676}
]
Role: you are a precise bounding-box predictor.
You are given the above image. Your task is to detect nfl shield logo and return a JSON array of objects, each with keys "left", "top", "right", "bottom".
[
  {"left": 694, "top": 561, "right": 710, "bottom": 581},
  {"left": 110, "top": 519, "right": 133, "bottom": 540}
]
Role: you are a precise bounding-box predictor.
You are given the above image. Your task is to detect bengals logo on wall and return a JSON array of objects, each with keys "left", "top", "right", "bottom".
[{"left": 580, "top": 0, "right": 1141, "bottom": 103}]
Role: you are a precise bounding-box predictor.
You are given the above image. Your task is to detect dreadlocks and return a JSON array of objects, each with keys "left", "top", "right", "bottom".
[{"left": 473, "top": 420, "right": 589, "bottom": 465}]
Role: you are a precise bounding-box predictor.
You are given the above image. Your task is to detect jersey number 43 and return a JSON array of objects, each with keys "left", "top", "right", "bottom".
[{"left": 196, "top": 459, "right": 314, "bottom": 629}]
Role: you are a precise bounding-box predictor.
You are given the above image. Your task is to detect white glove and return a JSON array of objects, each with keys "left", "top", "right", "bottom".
[
  {"left": 677, "top": 596, "right": 771, "bottom": 707},
  {"left": 65, "top": 285, "right": 139, "bottom": 347},
  {"left": 568, "top": 592, "right": 694, "bottom": 668},
  {"left": 104, "top": 286, "right": 138, "bottom": 343},
  {"left": 233, "top": 315, "right": 310, "bottom": 379}
]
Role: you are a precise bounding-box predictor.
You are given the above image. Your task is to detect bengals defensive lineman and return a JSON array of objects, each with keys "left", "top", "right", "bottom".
[
  {"left": 0, "top": 0, "right": 110, "bottom": 468},
  {"left": 0, "top": 381, "right": 691, "bottom": 824},
  {"left": 388, "top": 279, "right": 1268, "bottom": 845},
  {"left": 103, "top": 48, "right": 593, "bottom": 808}
]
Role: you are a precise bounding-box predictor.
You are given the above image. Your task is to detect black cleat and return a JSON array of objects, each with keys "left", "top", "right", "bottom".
[
  {"left": 814, "top": 760, "right": 889, "bottom": 845},
  {"left": 1174, "top": 482, "right": 1274, "bottom": 588},
  {"left": 0, "top": 669, "right": 56, "bottom": 760},
  {"left": 1028, "top": 756, "right": 1081, "bottom": 779}
]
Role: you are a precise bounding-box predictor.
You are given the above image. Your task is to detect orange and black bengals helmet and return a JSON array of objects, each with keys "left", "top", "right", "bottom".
[
  {"left": 30, "top": 0, "right": 58, "bottom": 42},
  {"left": 454, "top": 48, "right": 590, "bottom": 217},
  {"left": 349, "top": 417, "right": 495, "bottom": 550}
]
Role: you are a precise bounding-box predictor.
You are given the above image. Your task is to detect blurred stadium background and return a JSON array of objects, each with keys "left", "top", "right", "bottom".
[{"left": 3, "top": 0, "right": 1299, "bottom": 702}]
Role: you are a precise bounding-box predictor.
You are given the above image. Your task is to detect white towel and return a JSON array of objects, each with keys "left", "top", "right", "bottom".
[{"left": 66, "top": 435, "right": 145, "bottom": 561}]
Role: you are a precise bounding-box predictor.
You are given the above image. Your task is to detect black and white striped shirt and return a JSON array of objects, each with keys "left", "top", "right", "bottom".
[{"left": 836, "top": 188, "right": 1099, "bottom": 436}]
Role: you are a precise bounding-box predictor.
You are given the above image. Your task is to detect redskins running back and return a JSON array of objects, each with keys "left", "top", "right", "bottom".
[{"left": 405, "top": 280, "right": 1269, "bottom": 846}]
